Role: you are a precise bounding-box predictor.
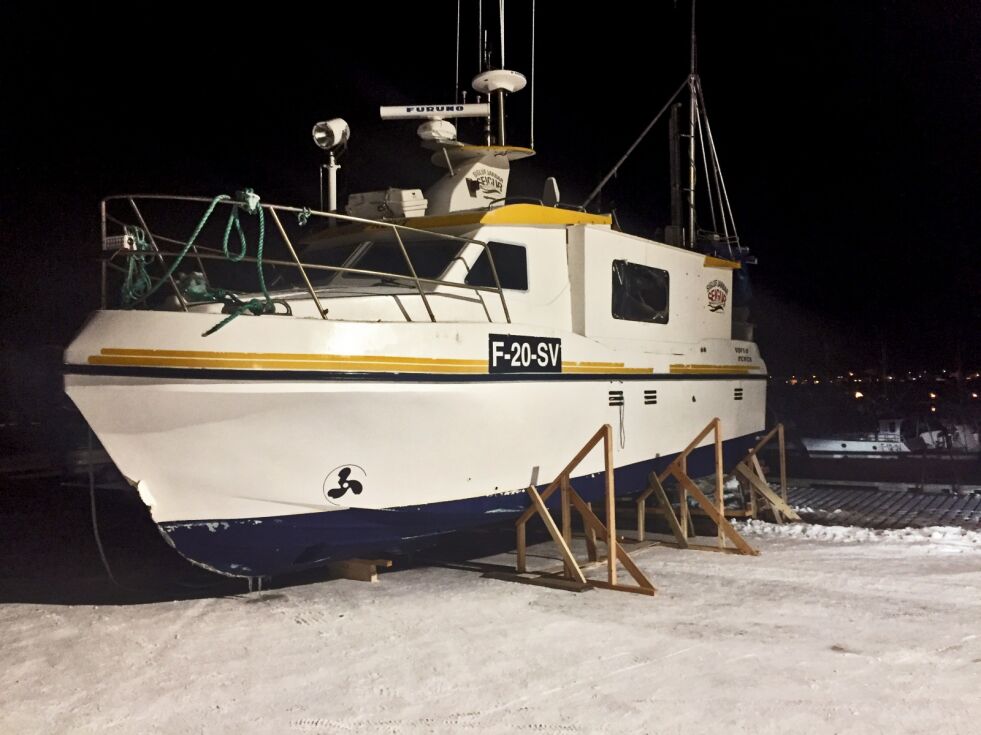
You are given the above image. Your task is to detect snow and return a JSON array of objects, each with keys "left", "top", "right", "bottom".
[
  {"left": 737, "top": 519, "right": 981, "bottom": 553},
  {"left": 3, "top": 526, "right": 981, "bottom": 734}
]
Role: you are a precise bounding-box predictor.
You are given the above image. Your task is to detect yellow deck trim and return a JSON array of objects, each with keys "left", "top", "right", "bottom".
[
  {"left": 703, "top": 255, "right": 741, "bottom": 269},
  {"left": 402, "top": 203, "right": 612, "bottom": 229},
  {"left": 455, "top": 145, "right": 536, "bottom": 155}
]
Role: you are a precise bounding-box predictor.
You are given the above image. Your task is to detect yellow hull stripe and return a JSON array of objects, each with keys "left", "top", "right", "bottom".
[
  {"left": 88, "top": 348, "right": 654, "bottom": 375},
  {"left": 88, "top": 350, "right": 758, "bottom": 376},
  {"left": 669, "top": 363, "right": 758, "bottom": 374}
]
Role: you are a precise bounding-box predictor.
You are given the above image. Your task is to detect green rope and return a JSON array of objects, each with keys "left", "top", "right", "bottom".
[
  {"left": 120, "top": 189, "right": 278, "bottom": 336},
  {"left": 201, "top": 298, "right": 273, "bottom": 337},
  {"left": 120, "top": 227, "right": 154, "bottom": 305},
  {"left": 121, "top": 194, "right": 229, "bottom": 307}
]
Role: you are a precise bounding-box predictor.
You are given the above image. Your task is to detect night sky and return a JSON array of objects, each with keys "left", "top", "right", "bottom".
[{"left": 3, "top": 1, "right": 979, "bottom": 375}]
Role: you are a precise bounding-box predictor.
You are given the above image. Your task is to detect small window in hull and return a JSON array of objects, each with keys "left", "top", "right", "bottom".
[
  {"left": 465, "top": 242, "right": 528, "bottom": 291},
  {"left": 612, "top": 260, "right": 669, "bottom": 324}
]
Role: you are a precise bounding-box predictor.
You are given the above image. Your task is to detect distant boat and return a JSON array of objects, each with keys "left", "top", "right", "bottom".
[{"left": 800, "top": 417, "right": 980, "bottom": 486}]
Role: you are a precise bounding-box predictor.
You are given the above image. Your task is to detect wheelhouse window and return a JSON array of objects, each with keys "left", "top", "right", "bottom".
[
  {"left": 300, "top": 234, "right": 464, "bottom": 287},
  {"left": 464, "top": 242, "right": 528, "bottom": 291},
  {"left": 611, "top": 260, "right": 669, "bottom": 323}
]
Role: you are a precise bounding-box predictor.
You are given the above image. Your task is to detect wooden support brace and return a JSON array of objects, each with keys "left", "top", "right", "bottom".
[
  {"left": 750, "top": 454, "right": 784, "bottom": 523},
  {"left": 509, "top": 425, "right": 657, "bottom": 596},
  {"left": 584, "top": 501, "right": 598, "bottom": 562},
  {"left": 514, "top": 426, "right": 608, "bottom": 527},
  {"left": 525, "top": 485, "right": 587, "bottom": 584},
  {"left": 734, "top": 462, "right": 801, "bottom": 522},
  {"left": 568, "top": 489, "right": 656, "bottom": 594},
  {"left": 671, "top": 469, "right": 758, "bottom": 555},
  {"left": 778, "top": 423, "right": 789, "bottom": 503},
  {"left": 645, "top": 473, "right": 689, "bottom": 548},
  {"left": 560, "top": 477, "right": 575, "bottom": 578}
]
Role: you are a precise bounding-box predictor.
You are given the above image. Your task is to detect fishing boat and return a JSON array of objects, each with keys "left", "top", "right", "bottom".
[
  {"left": 63, "top": 9, "right": 767, "bottom": 578},
  {"left": 800, "top": 416, "right": 981, "bottom": 486}
]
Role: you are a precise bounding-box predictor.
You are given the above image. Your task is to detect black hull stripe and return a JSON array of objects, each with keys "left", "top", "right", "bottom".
[{"left": 65, "top": 364, "right": 769, "bottom": 383}]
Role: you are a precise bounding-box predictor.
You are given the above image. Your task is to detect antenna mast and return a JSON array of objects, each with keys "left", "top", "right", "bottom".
[{"left": 687, "top": 0, "right": 698, "bottom": 249}]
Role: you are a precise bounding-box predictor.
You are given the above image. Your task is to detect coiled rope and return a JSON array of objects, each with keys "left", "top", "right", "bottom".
[{"left": 121, "top": 190, "right": 287, "bottom": 336}]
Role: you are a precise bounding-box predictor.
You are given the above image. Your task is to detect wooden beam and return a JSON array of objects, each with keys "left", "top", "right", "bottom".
[
  {"left": 713, "top": 418, "right": 724, "bottom": 548},
  {"left": 484, "top": 570, "right": 592, "bottom": 593},
  {"left": 778, "top": 423, "right": 788, "bottom": 503},
  {"left": 750, "top": 454, "right": 782, "bottom": 524},
  {"left": 647, "top": 473, "right": 689, "bottom": 548},
  {"left": 589, "top": 580, "right": 657, "bottom": 597},
  {"left": 516, "top": 518, "right": 527, "bottom": 573},
  {"left": 603, "top": 427, "right": 617, "bottom": 586},
  {"left": 514, "top": 425, "right": 608, "bottom": 526},
  {"left": 525, "top": 485, "right": 587, "bottom": 584},
  {"left": 569, "top": 490, "right": 656, "bottom": 593},
  {"left": 670, "top": 470, "right": 758, "bottom": 556},
  {"left": 636, "top": 497, "right": 647, "bottom": 541},
  {"left": 734, "top": 463, "right": 801, "bottom": 522},
  {"left": 584, "top": 501, "right": 598, "bottom": 562},
  {"left": 658, "top": 419, "right": 718, "bottom": 483},
  {"left": 560, "top": 476, "right": 575, "bottom": 578}
]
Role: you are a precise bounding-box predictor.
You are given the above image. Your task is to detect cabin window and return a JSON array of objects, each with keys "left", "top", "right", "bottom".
[
  {"left": 301, "top": 236, "right": 464, "bottom": 286},
  {"left": 611, "top": 260, "right": 669, "bottom": 323},
  {"left": 350, "top": 240, "right": 463, "bottom": 280},
  {"left": 465, "top": 242, "right": 528, "bottom": 291}
]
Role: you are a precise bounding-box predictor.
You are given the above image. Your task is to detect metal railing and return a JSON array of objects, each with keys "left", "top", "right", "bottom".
[{"left": 99, "top": 194, "right": 512, "bottom": 324}]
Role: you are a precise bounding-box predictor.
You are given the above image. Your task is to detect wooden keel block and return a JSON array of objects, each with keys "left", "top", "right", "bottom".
[{"left": 326, "top": 558, "right": 393, "bottom": 583}]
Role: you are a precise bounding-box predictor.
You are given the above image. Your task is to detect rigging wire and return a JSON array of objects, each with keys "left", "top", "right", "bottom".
[
  {"left": 88, "top": 427, "right": 122, "bottom": 589},
  {"left": 695, "top": 105, "right": 719, "bottom": 236},
  {"left": 696, "top": 77, "right": 740, "bottom": 247},
  {"left": 455, "top": 0, "right": 461, "bottom": 101},
  {"left": 582, "top": 78, "right": 689, "bottom": 209},
  {"left": 530, "top": 0, "right": 535, "bottom": 149},
  {"left": 695, "top": 77, "right": 729, "bottom": 242}
]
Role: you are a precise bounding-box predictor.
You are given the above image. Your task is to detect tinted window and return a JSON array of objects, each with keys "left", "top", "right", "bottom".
[
  {"left": 354, "top": 241, "right": 461, "bottom": 279},
  {"left": 302, "top": 237, "right": 462, "bottom": 286},
  {"left": 465, "top": 242, "right": 528, "bottom": 290},
  {"left": 612, "top": 260, "right": 669, "bottom": 323}
]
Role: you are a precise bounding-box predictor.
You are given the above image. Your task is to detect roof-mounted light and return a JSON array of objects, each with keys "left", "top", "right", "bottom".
[{"left": 312, "top": 119, "right": 350, "bottom": 151}]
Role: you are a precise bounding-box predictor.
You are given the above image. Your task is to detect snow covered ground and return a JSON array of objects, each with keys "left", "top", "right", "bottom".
[{"left": 3, "top": 523, "right": 980, "bottom": 734}]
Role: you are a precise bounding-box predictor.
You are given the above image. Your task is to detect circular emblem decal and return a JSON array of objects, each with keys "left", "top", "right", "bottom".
[
  {"left": 323, "top": 465, "right": 367, "bottom": 506},
  {"left": 706, "top": 279, "right": 729, "bottom": 312}
]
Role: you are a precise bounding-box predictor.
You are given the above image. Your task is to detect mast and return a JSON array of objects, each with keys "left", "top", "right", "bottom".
[{"left": 687, "top": 0, "right": 697, "bottom": 249}]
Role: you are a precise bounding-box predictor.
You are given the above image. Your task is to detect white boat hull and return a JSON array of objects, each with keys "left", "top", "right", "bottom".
[{"left": 65, "top": 311, "right": 766, "bottom": 576}]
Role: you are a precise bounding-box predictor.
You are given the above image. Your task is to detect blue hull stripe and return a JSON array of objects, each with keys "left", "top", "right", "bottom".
[
  {"left": 159, "top": 432, "right": 759, "bottom": 577},
  {"left": 65, "top": 364, "right": 768, "bottom": 383}
]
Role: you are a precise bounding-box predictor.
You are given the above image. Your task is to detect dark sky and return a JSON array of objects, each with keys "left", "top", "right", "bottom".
[{"left": 2, "top": 1, "right": 978, "bottom": 374}]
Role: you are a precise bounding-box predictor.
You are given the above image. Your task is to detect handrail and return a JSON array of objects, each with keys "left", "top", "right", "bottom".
[{"left": 100, "top": 194, "right": 513, "bottom": 325}]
